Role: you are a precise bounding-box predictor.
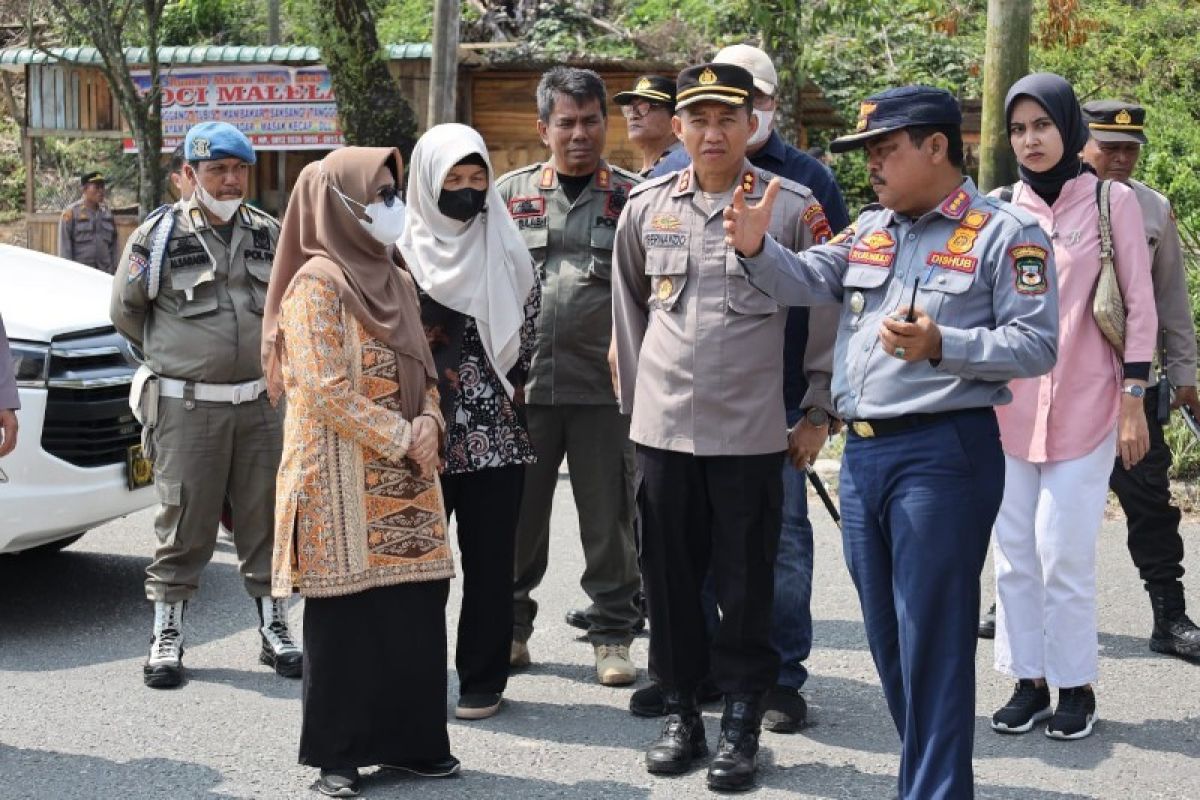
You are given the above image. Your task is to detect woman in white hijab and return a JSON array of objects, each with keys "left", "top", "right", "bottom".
[{"left": 399, "top": 123, "right": 539, "bottom": 722}]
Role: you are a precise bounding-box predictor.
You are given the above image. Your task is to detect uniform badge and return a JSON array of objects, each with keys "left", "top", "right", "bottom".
[
  {"left": 861, "top": 230, "right": 895, "bottom": 250},
  {"left": 939, "top": 188, "right": 971, "bottom": 219},
  {"left": 192, "top": 137, "right": 211, "bottom": 158},
  {"left": 1115, "top": 109, "right": 1132, "bottom": 125},
  {"left": 508, "top": 196, "right": 546, "bottom": 218},
  {"left": 1010, "top": 244, "right": 1049, "bottom": 295},
  {"left": 605, "top": 184, "right": 628, "bottom": 218},
  {"left": 539, "top": 166, "right": 555, "bottom": 189},
  {"left": 849, "top": 291, "right": 865, "bottom": 314},
  {"left": 848, "top": 229, "right": 897, "bottom": 268},
  {"left": 946, "top": 227, "right": 977, "bottom": 255},
  {"left": 699, "top": 68, "right": 718, "bottom": 85},
  {"left": 596, "top": 167, "right": 611, "bottom": 190},
  {"left": 741, "top": 171, "right": 756, "bottom": 194},
  {"left": 962, "top": 209, "right": 992, "bottom": 231},
  {"left": 802, "top": 203, "right": 833, "bottom": 243},
  {"left": 651, "top": 213, "right": 681, "bottom": 231},
  {"left": 855, "top": 102, "right": 877, "bottom": 132},
  {"left": 636, "top": 77, "right": 652, "bottom": 91},
  {"left": 657, "top": 277, "right": 674, "bottom": 301},
  {"left": 127, "top": 251, "right": 149, "bottom": 283},
  {"left": 675, "top": 170, "right": 691, "bottom": 193}
]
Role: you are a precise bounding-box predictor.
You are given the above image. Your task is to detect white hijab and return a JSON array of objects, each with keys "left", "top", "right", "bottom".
[{"left": 398, "top": 123, "right": 536, "bottom": 398}]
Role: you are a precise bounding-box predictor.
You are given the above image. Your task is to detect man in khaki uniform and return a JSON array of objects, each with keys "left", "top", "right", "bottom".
[
  {"left": 1082, "top": 100, "right": 1200, "bottom": 661},
  {"left": 58, "top": 171, "right": 120, "bottom": 273},
  {"left": 611, "top": 63, "right": 829, "bottom": 790},
  {"left": 110, "top": 121, "right": 299, "bottom": 689},
  {"left": 497, "top": 66, "right": 643, "bottom": 686}
]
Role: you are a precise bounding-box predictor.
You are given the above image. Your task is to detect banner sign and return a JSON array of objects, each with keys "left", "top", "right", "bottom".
[{"left": 124, "top": 65, "right": 344, "bottom": 153}]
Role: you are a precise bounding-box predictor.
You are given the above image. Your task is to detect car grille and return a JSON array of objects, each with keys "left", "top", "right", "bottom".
[{"left": 40, "top": 327, "right": 141, "bottom": 468}]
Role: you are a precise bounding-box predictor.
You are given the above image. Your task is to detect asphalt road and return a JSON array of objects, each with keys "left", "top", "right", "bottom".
[{"left": 1, "top": 474, "right": 1198, "bottom": 799}]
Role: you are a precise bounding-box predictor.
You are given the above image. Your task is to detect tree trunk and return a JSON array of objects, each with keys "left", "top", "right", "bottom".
[
  {"left": 314, "top": 0, "right": 419, "bottom": 157},
  {"left": 427, "top": 0, "right": 460, "bottom": 126},
  {"left": 979, "top": 0, "right": 1032, "bottom": 192}
]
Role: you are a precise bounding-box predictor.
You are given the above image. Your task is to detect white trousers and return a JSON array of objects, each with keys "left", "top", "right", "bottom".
[{"left": 993, "top": 428, "right": 1117, "bottom": 687}]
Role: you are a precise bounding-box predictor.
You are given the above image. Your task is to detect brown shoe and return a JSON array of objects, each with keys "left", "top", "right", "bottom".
[
  {"left": 595, "top": 643, "right": 636, "bottom": 686},
  {"left": 510, "top": 639, "right": 531, "bottom": 669}
]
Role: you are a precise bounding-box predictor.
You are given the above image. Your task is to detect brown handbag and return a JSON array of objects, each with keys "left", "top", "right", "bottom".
[{"left": 1093, "top": 179, "right": 1126, "bottom": 356}]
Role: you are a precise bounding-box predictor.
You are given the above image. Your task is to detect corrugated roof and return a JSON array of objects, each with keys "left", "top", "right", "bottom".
[{"left": 0, "top": 43, "right": 432, "bottom": 68}]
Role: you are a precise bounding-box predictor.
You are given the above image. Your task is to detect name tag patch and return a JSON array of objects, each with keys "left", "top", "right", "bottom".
[
  {"left": 518, "top": 216, "right": 548, "bottom": 231},
  {"left": 644, "top": 232, "right": 688, "bottom": 248},
  {"left": 926, "top": 251, "right": 978, "bottom": 273}
]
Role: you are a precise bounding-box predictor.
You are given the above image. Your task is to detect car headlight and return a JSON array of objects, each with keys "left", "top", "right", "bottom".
[{"left": 9, "top": 340, "right": 49, "bottom": 387}]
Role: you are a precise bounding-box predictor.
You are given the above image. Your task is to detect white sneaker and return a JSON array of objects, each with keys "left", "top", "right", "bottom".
[
  {"left": 595, "top": 643, "right": 636, "bottom": 686},
  {"left": 144, "top": 600, "right": 185, "bottom": 688}
]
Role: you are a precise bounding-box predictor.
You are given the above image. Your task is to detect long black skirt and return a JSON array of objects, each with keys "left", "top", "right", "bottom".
[{"left": 299, "top": 579, "right": 452, "bottom": 769}]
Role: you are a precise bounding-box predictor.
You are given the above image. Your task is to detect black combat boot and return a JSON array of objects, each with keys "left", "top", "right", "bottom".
[
  {"left": 707, "top": 693, "right": 764, "bottom": 792},
  {"left": 1148, "top": 582, "right": 1200, "bottom": 661},
  {"left": 645, "top": 688, "right": 708, "bottom": 775}
]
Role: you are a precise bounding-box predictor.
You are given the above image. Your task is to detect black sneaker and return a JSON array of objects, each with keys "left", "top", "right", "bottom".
[
  {"left": 1045, "top": 686, "right": 1097, "bottom": 740},
  {"left": 978, "top": 602, "right": 996, "bottom": 639},
  {"left": 762, "top": 685, "right": 808, "bottom": 733},
  {"left": 455, "top": 692, "right": 503, "bottom": 720},
  {"left": 991, "top": 679, "right": 1051, "bottom": 733},
  {"left": 315, "top": 768, "right": 360, "bottom": 797},
  {"left": 381, "top": 755, "right": 461, "bottom": 777}
]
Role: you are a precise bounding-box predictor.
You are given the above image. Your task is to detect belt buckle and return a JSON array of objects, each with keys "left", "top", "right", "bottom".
[
  {"left": 230, "top": 383, "right": 247, "bottom": 404},
  {"left": 851, "top": 421, "right": 875, "bottom": 438}
]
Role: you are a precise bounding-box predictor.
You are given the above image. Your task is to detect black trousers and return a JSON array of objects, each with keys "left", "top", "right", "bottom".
[
  {"left": 637, "top": 445, "right": 783, "bottom": 695},
  {"left": 1110, "top": 386, "right": 1186, "bottom": 586},
  {"left": 443, "top": 464, "right": 525, "bottom": 696}
]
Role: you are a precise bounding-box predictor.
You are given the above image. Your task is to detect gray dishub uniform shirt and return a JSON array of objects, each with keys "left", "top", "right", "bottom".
[{"left": 741, "top": 178, "right": 1061, "bottom": 420}]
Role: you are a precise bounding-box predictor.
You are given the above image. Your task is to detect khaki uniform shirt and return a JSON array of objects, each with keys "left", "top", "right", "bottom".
[
  {"left": 110, "top": 197, "right": 279, "bottom": 383},
  {"left": 612, "top": 163, "right": 829, "bottom": 456},
  {"left": 58, "top": 199, "right": 119, "bottom": 274},
  {"left": 1129, "top": 179, "right": 1197, "bottom": 387},
  {"left": 497, "top": 161, "right": 642, "bottom": 405}
]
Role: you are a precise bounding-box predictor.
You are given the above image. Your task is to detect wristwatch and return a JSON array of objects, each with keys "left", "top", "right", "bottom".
[
  {"left": 803, "top": 407, "right": 830, "bottom": 427},
  {"left": 1123, "top": 384, "right": 1146, "bottom": 399}
]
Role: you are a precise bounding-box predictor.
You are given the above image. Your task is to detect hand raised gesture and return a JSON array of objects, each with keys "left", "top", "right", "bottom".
[{"left": 723, "top": 177, "right": 781, "bottom": 257}]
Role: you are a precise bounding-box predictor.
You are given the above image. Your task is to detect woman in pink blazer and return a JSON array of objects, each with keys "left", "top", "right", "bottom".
[{"left": 989, "top": 73, "right": 1157, "bottom": 741}]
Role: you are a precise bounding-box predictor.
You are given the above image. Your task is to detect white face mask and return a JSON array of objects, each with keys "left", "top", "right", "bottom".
[
  {"left": 749, "top": 108, "right": 775, "bottom": 148},
  {"left": 332, "top": 185, "right": 407, "bottom": 245},
  {"left": 193, "top": 181, "right": 243, "bottom": 221}
]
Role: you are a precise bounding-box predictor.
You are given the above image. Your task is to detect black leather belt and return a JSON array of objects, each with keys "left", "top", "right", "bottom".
[{"left": 848, "top": 408, "right": 986, "bottom": 439}]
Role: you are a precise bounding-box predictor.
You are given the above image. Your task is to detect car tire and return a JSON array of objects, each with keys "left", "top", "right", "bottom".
[{"left": 21, "top": 532, "right": 86, "bottom": 556}]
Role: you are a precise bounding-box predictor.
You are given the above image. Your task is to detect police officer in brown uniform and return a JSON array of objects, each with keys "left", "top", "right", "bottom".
[
  {"left": 58, "top": 171, "right": 120, "bottom": 273},
  {"left": 497, "top": 67, "right": 644, "bottom": 686},
  {"left": 110, "top": 122, "right": 300, "bottom": 689},
  {"left": 1082, "top": 100, "right": 1200, "bottom": 661},
  {"left": 612, "top": 63, "right": 831, "bottom": 790}
]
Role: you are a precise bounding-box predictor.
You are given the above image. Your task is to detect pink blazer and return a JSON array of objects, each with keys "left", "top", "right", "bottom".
[{"left": 994, "top": 172, "right": 1157, "bottom": 463}]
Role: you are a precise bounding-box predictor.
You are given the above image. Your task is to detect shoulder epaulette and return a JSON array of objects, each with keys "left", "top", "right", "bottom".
[
  {"left": 496, "top": 163, "right": 542, "bottom": 186},
  {"left": 628, "top": 171, "right": 676, "bottom": 198},
  {"left": 981, "top": 193, "right": 1038, "bottom": 228},
  {"left": 610, "top": 164, "right": 643, "bottom": 184}
]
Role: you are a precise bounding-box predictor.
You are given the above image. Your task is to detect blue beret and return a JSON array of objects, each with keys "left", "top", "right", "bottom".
[
  {"left": 184, "top": 121, "right": 256, "bottom": 164},
  {"left": 830, "top": 85, "right": 962, "bottom": 154}
]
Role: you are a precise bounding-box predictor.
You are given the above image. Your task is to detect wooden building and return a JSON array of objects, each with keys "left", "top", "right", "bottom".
[{"left": 0, "top": 44, "right": 844, "bottom": 258}]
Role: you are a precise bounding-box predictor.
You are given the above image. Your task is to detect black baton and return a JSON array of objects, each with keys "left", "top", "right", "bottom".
[{"left": 805, "top": 466, "right": 841, "bottom": 529}]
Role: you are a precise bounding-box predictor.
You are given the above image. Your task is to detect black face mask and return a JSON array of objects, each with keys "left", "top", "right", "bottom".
[{"left": 437, "top": 187, "right": 487, "bottom": 222}]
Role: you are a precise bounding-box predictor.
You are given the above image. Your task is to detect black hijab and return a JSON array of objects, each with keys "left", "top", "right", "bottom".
[{"left": 1005, "top": 72, "right": 1092, "bottom": 207}]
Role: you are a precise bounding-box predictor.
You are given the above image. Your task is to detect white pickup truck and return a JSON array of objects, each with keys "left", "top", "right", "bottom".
[{"left": 0, "top": 243, "right": 155, "bottom": 554}]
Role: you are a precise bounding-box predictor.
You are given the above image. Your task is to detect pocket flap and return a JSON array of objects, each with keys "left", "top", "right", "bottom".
[
  {"left": 645, "top": 248, "right": 689, "bottom": 276},
  {"left": 246, "top": 259, "right": 272, "bottom": 283},
  {"left": 923, "top": 269, "right": 975, "bottom": 295},
  {"left": 843, "top": 265, "right": 891, "bottom": 289},
  {"left": 591, "top": 226, "right": 616, "bottom": 251}
]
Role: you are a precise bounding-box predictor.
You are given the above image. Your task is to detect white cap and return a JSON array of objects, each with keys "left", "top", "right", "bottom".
[{"left": 714, "top": 44, "right": 778, "bottom": 96}]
